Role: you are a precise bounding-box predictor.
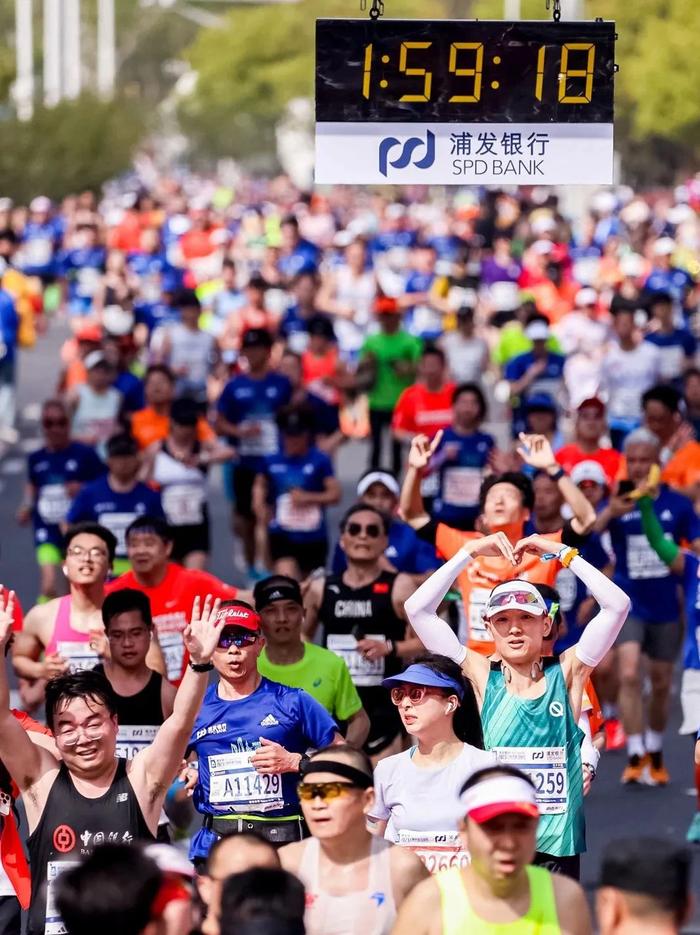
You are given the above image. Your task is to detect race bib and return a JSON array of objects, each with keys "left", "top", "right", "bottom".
[
  {"left": 115, "top": 725, "right": 158, "bottom": 760},
  {"left": 76, "top": 267, "right": 101, "bottom": 298},
  {"left": 397, "top": 830, "right": 469, "bottom": 875},
  {"left": 163, "top": 484, "right": 206, "bottom": 526},
  {"left": 37, "top": 483, "right": 71, "bottom": 526},
  {"left": 208, "top": 750, "right": 283, "bottom": 813},
  {"left": 412, "top": 304, "right": 442, "bottom": 337},
  {"left": 465, "top": 587, "right": 491, "bottom": 643},
  {"left": 25, "top": 238, "right": 52, "bottom": 267},
  {"left": 158, "top": 630, "right": 185, "bottom": 683},
  {"left": 239, "top": 419, "right": 278, "bottom": 458},
  {"left": 626, "top": 534, "right": 671, "bottom": 581},
  {"left": 100, "top": 512, "right": 137, "bottom": 555},
  {"left": 56, "top": 642, "right": 99, "bottom": 673},
  {"left": 443, "top": 467, "right": 482, "bottom": 507},
  {"left": 276, "top": 493, "right": 322, "bottom": 533},
  {"left": 493, "top": 746, "right": 568, "bottom": 815},
  {"left": 326, "top": 633, "right": 385, "bottom": 687},
  {"left": 554, "top": 567, "right": 578, "bottom": 613},
  {"left": 45, "top": 860, "right": 79, "bottom": 935}
]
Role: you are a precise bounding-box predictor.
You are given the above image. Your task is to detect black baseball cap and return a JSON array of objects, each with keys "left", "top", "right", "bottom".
[
  {"left": 254, "top": 575, "right": 303, "bottom": 611},
  {"left": 599, "top": 837, "right": 691, "bottom": 914},
  {"left": 307, "top": 314, "right": 336, "bottom": 341},
  {"left": 276, "top": 404, "right": 315, "bottom": 436},
  {"left": 241, "top": 328, "right": 273, "bottom": 350}
]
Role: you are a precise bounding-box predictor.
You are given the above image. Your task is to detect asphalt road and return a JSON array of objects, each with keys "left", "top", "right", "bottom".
[{"left": 2, "top": 321, "right": 699, "bottom": 928}]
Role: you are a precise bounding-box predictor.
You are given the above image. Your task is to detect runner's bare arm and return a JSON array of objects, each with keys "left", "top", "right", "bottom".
[
  {"left": 398, "top": 433, "right": 443, "bottom": 529},
  {"left": 132, "top": 596, "right": 223, "bottom": 808},
  {"left": 391, "top": 876, "right": 441, "bottom": 935},
  {"left": 12, "top": 604, "right": 66, "bottom": 680},
  {"left": 552, "top": 874, "right": 593, "bottom": 935},
  {"left": 0, "top": 592, "right": 57, "bottom": 794},
  {"left": 145, "top": 628, "right": 167, "bottom": 678},
  {"left": 160, "top": 674, "right": 177, "bottom": 719},
  {"left": 345, "top": 706, "right": 370, "bottom": 748},
  {"left": 302, "top": 576, "right": 324, "bottom": 639},
  {"left": 390, "top": 845, "right": 431, "bottom": 905}
]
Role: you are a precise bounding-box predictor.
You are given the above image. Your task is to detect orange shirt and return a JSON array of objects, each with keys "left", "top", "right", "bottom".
[
  {"left": 392, "top": 383, "right": 456, "bottom": 438},
  {"left": 130, "top": 407, "right": 215, "bottom": 450},
  {"left": 436, "top": 523, "right": 562, "bottom": 655},
  {"left": 106, "top": 562, "right": 237, "bottom": 683},
  {"left": 661, "top": 441, "right": 700, "bottom": 491}
]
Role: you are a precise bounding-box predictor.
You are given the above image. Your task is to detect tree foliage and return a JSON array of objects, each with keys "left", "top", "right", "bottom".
[
  {"left": 179, "top": 0, "right": 450, "bottom": 162},
  {"left": 0, "top": 95, "right": 146, "bottom": 202}
]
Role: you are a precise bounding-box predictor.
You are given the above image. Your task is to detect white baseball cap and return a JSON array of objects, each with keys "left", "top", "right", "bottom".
[
  {"left": 653, "top": 237, "right": 676, "bottom": 256},
  {"left": 575, "top": 287, "right": 598, "bottom": 307},
  {"left": 462, "top": 773, "right": 540, "bottom": 824},
  {"left": 484, "top": 580, "right": 549, "bottom": 619},
  {"left": 30, "top": 196, "right": 51, "bottom": 213},
  {"left": 357, "top": 471, "right": 400, "bottom": 498},
  {"left": 571, "top": 460, "right": 607, "bottom": 487},
  {"left": 525, "top": 320, "right": 551, "bottom": 342}
]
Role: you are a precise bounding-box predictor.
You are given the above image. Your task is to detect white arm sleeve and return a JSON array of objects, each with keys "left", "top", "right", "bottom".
[
  {"left": 578, "top": 712, "right": 600, "bottom": 772},
  {"left": 570, "top": 553, "right": 631, "bottom": 668},
  {"left": 404, "top": 547, "right": 472, "bottom": 666}
]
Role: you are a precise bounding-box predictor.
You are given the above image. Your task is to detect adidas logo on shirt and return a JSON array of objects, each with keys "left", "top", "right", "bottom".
[{"left": 260, "top": 714, "right": 280, "bottom": 727}]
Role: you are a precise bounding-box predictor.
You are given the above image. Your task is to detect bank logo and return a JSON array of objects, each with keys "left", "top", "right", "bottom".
[{"left": 379, "top": 130, "right": 435, "bottom": 177}]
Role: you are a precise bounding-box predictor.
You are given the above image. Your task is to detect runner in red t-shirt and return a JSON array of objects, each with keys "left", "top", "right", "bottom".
[
  {"left": 555, "top": 397, "right": 621, "bottom": 486},
  {"left": 106, "top": 516, "right": 249, "bottom": 683},
  {"left": 392, "top": 346, "right": 455, "bottom": 441}
]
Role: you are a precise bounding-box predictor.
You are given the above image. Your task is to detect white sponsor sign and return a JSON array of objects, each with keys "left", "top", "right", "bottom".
[{"left": 315, "top": 122, "right": 612, "bottom": 185}]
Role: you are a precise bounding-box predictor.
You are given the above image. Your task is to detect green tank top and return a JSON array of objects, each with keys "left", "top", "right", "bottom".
[
  {"left": 481, "top": 659, "right": 585, "bottom": 857},
  {"left": 436, "top": 865, "right": 561, "bottom": 935}
]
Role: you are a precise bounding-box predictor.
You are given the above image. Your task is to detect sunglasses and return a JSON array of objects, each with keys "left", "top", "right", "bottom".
[
  {"left": 217, "top": 630, "right": 259, "bottom": 649},
  {"left": 390, "top": 685, "right": 440, "bottom": 706},
  {"left": 487, "top": 591, "right": 543, "bottom": 611},
  {"left": 345, "top": 522, "right": 381, "bottom": 538},
  {"left": 297, "top": 781, "right": 358, "bottom": 801},
  {"left": 43, "top": 418, "right": 68, "bottom": 428}
]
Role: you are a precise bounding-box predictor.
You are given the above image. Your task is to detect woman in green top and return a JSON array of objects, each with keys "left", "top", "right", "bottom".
[
  {"left": 405, "top": 532, "right": 631, "bottom": 879},
  {"left": 392, "top": 765, "right": 592, "bottom": 935}
]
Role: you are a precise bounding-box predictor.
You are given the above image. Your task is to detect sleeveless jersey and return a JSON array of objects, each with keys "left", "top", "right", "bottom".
[
  {"left": 319, "top": 571, "right": 405, "bottom": 752},
  {"left": 436, "top": 866, "right": 561, "bottom": 935},
  {"left": 93, "top": 664, "right": 165, "bottom": 759},
  {"left": 26, "top": 759, "right": 154, "bottom": 935},
  {"left": 45, "top": 596, "right": 100, "bottom": 673},
  {"left": 298, "top": 835, "right": 397, "bottom": 935},
  {"left": 481, "top": 660, "right": 585, "bottom": 857}
]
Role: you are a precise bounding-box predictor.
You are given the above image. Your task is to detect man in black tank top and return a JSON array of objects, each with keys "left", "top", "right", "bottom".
[
  {"left": 94, "top": 589, "right": 176, "bottom": 758},
  {"left": 305, "top": 504, "right": 420, "bottom": 760},
  {"left": 0, "top": 588, "right": 223, "bottom": 935}
]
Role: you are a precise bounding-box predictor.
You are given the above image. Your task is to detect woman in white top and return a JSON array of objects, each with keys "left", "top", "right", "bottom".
[
  {"left": 143, "top": 397, "right": 234, "bottom": 569},
  {"left": 68, "top": 351, "right": 122, "bottom": 457},
  {"left": 369, "top": 654, "right": 495, "bottom": 874},
  {"left": 318, "top": 239, "right": 377, "bottom": 361}
]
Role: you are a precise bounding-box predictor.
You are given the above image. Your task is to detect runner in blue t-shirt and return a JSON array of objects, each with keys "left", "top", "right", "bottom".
[
  {"left": 66, "top": 433, "right": 163, "bottom": 573},
  {"left": 19, "top": 399, "right": 105, "bottom": 600},
  {"left": 19, "top": 199, "right": 62, "bottom": 280},
  {"left": 330, "top": 470, "right": 439, "bottom": 577},
  {"left": 643, "top": 292, "right": 697, "bottom": 387},
  {"left": 504, "top": 320, "right": 566, "bottom": 437},
  {"left": 636, "top": 489, "right": 700, "bottom": 843},
  {"left": 187, "top": 599, "right": 340, "bottom": 863},
  {"left": 216, "top": 328, "right": 292, "bottom": 581},
  {"left": 429, "top": 383, "right": 495, "bottom": 532},
  {"left": 256, "top": 404, "right": 341, "bottom": 580},
  {"left": 596, "top": 428, "right": 700, "bottom": 787},
  {"left": 58, "top": 225, "right": 107, "bottom": 316}
]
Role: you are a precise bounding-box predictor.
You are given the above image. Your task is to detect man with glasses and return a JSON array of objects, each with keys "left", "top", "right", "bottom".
[
  {"left": 187, "top": 599, "right": 341, "bottom": 863},
  {"left": 0, "top": 588, "right": 223, "bottom": 935},
  {"left": 280, "top": 744, "right": 427, "bottom": 935},
  {"left": 304, "top": 504, "right": 420, "bottom": 761},
  {"left": 17, "top": 398, "right": 104, "bottom": 602},
  {"left": 13, "top": 522, "right": 116, "bottom": 682}
]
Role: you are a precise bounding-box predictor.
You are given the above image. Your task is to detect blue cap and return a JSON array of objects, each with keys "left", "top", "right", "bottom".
[
  {"left": 382, "top": 663, "right": 464, "bottom": 699},
  {"left": 525, "top": 392, "right": 557, "bottom": 413}
]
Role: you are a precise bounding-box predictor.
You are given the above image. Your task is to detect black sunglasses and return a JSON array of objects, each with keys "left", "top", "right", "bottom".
[{"left": 345, "top": 522, "right": 381, "bottom": 538}]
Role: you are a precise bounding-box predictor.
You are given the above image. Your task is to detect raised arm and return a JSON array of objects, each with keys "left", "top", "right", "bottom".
[
  {"left": 0, "top": 592, "right": 57, "bottom": 797},
  {"left": 398, "top": 432, "right": 443, "bottom": 529},
  {"left": 516, "top": 434, "right": 595, "bottom": 535},
  {"left": 131, "top": 595, "right": 222, "bottom": 802}
]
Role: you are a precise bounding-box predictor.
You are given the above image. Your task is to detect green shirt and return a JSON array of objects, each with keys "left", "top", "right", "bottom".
[
  {"left": 491, "top": 323, "right": 563, "bottom": 366},
  {"left": 258, "top": 643, "right": 363, "bottom": 722},
  {"left": 361, "top": 330, "right": 423, "bottom": 410}
]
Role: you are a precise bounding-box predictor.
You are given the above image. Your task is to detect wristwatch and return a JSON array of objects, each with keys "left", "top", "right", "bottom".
[
  {"left": 189, "top": 659, "right": 214, "bottom": 672},
  {"left": 546, "top": 465, "right": 566, "bottom": 481}
]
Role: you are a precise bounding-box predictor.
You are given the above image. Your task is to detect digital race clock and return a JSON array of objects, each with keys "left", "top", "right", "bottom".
[{"left": 315, "top": 19, "right": 616, "bottom": 186}]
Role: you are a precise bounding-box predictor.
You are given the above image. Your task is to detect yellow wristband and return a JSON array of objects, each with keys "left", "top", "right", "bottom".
[{"left": 559, "top": 547, "right": 580, "bottom": 568}]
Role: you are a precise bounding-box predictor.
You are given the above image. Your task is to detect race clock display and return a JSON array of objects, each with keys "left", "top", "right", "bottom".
[{"left": 315, "top": 18, "right": 616, "bottom": 186}]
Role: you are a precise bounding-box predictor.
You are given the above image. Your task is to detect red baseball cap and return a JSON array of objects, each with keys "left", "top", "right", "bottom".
[
  {"left": 577, "top": 396, "right": 606, "bottom": 415},
  {"left": 215, "top": 604, "right": 261, "bottom": 632},
  {"left": 462, "top": 774, "right": 540, "bottom": 824}
]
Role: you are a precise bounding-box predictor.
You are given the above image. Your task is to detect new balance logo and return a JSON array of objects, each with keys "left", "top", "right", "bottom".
[
  {"left": 379, "top": 130, "right": 435, "bottom": 177},
  {"left": 260, "top": 714, "right": 279, "bottom": 727}
]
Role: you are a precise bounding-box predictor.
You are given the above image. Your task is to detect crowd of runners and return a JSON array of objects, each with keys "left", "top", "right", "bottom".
[{"left": 0, "top": 176, "right": 698, "bottom": 933}]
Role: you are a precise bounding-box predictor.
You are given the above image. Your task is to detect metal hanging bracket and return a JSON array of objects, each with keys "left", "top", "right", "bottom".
[{"left": 545, "top": 0, "right": 562, "bottom": 22}]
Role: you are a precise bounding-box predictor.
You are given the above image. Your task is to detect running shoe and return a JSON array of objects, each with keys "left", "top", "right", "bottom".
[
  {"left": 686, "top": 812, "right": 700, "bottom": 844},
  {"left": 604, "top": 718, "right": 626, "bottom": 751},
  {"left": 621, "top": 754, "right": 647, "bottom": 784},
  {"left": 646, "top": 752, "right": 670, "bottom": 786}
]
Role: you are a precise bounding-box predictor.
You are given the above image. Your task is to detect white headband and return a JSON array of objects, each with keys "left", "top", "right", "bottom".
[{"left": 462, "top": 775, "right": 539, "bottom": 816}]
